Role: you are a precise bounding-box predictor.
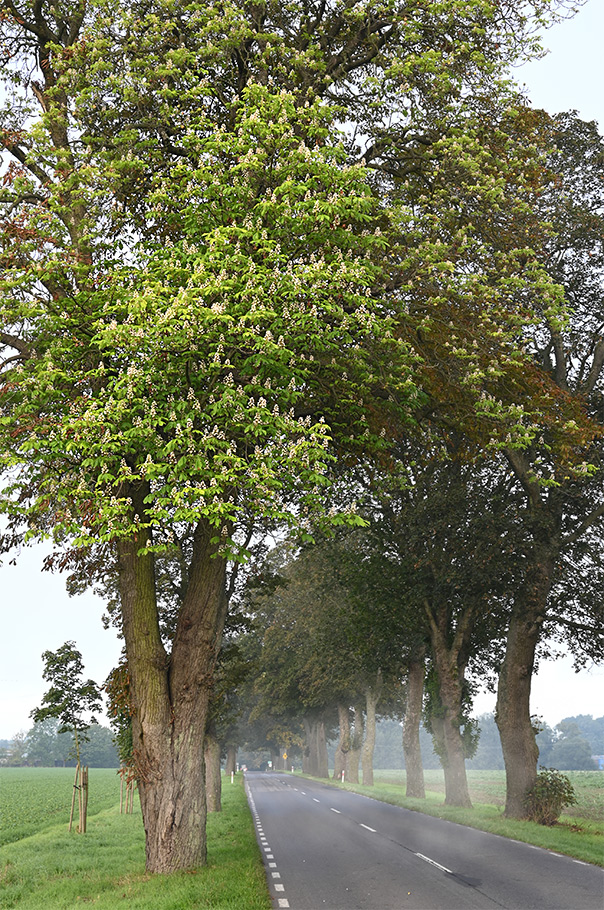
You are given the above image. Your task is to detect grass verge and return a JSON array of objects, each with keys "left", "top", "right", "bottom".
[
  {"left": 298, "top": 769, "right": 604, "bottom": 868},
  {"left": 0, "top": 775, "right": 271, "bottom": 909}
]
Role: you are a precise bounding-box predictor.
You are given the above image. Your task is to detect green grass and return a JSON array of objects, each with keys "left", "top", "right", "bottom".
[
  {"left": 0, "top": 772, "right": 271, "bottom": 909},
  {"left": 303, "top": 768, "right": 604, "bottom": 867}
]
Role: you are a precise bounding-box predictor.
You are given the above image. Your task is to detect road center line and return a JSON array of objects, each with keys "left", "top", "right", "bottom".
[
  {"left": 360, "top": 823, "right": 376, "bottom": 832},
  {"left": 330, "top": 807, "right": 341, "bottom": 814},
  {"left": 416, "top": 853, "right": 452, "bottom": 875},
  {"left": 313, "top": 798, "right": 320, "bottom": 802}
]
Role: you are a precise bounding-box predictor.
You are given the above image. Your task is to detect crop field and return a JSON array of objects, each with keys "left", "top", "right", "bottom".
[
  {"left": 0, "top": 767, "right": 122, "bottom": 846},
  {"left": 0, "top": 772, "right": 270, "bottom": 910}
]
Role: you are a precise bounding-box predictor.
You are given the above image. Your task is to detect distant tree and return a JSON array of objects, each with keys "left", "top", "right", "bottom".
[
  {"left": 559, "top": 715, "right": 604, "bottom": 755},
  {"left": 535, "top": 721, "right": 557, "bottom": 768},
  {"left": 25, "top": 719, "right": 71, "bottom": 767},
  {"left": 80, "top": 726, "right": 120, "bottom": 768},
  {"left": 6, "top": 731, "right": 28, "bottom": 767},
  {"left": 547, "top": 722, "right": 597, "bottom": 771},
  {"left": 466, "top": 714, "right": 505, "bottom": 771}
]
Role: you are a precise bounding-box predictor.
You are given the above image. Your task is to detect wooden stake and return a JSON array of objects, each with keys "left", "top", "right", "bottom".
[
  {"left": 82, "top": 767, "right": 89, "bottom": 834},
  {"left": 69, "top": 763, "right": 80, "bottom": 833}
]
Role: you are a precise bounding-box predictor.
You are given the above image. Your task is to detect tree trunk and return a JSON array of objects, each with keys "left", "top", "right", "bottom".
[
  {"left": 362, "top": 672, "right": 382, "bottom": 786},
  {"left": 333, "top": 703, "right": 351, "bottom": 780},
  {"left": 498, "top": 459, "right": 562, "bottom": 818},
  {"left": 496, "top": 591, "right": 551, "bottom": 815},
  {"left": 347, "top": 704, "right": 364, "bottom": 784},
  {"left": 224, "top": 745, "right": 237, "bottom": 775},
  {"left": 117, "top": 506, "right": 228, "bottom": 873},
  {"left": 402, "top": 656, "right": 425, "bottom": 799},
  {"left": 303, "top": 717, "right": 329, "bottom": 778},
  {"left": 204, "top": 726, "right": 222, "bottom": 813},
  {"left": 426, "top": 601, "right": 472, "bottom": 808},
  {"left": 301, "top": 745, "right": 310, "bottom": 774},
  {"left": 316, "top": 719, "right": 329, "bottom": 779},
  {"left": 303, "top": 718, "right": 318, "bottom": 776}
]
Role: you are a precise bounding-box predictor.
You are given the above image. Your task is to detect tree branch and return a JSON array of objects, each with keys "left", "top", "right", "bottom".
[
  {"left": 0, "top": 331, "right": 31, "bottom": 360},
  {"left": 580, "top": 337, "right": 604, "bottom": 396},
  {"left": 562, "top": 500, "right": 604, "bottom": 547}
]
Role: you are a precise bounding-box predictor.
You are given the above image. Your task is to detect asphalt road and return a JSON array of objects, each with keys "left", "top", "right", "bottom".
[{"left": 244, "top": 771, "right": 604, "bottom": 910}]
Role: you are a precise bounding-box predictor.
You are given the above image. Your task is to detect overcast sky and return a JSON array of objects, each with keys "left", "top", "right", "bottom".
[{"left": 1, "top": 2, "right": 603, "bottom": 741}]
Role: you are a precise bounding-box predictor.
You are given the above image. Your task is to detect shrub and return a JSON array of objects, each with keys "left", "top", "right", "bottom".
[{"left": 524, "top": 768, "right": 577, "bottom": 825}]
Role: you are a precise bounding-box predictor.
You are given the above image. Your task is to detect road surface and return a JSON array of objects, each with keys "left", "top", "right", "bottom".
[{"left": 245, "top": 771, "right": 604, "bottom": 910}]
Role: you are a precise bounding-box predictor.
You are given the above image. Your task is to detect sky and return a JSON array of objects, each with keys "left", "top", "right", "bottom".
[{"left": 1, "top": 2, "right": 604, "bottom": 741}]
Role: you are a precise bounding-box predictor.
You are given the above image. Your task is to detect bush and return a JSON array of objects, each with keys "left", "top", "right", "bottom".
[{"left": 524, "top": 768, "right": 577, "bottom": 825}]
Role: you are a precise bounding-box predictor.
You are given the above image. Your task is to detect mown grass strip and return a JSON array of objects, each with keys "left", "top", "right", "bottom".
[
  {"left": 299, "top": 770, "right": 604, "bottom": 868},
  {"left": 0, "top": 775, "right": 271, "bottom": 909}
]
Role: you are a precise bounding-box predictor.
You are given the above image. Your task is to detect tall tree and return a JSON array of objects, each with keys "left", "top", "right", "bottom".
[
  {"left": 494, "top": 111, "right": 604, "bottom": 817},
  {"left": 0, "top": 0, "right": 581, "bottom": 871}
]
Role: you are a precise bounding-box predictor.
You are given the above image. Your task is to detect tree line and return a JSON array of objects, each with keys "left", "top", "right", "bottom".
[
  {"left": 0, "top": 720, "right": 119, "bottom": 768},
  {"left": 1, "top": 0, "right": 603, "bottom": 873}
]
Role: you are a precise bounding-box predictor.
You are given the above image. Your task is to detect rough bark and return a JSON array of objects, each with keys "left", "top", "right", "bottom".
[
  {"left": 347, "top": 704, "right": 364, "bottom": 784},
  {"left": 303, "top": 716, "right": 329, "bottom": 778},
  {"left": 496, "top": 546, "right": 555, "bottom": 817},
  {"left": 402, "top": 656, "right": 426, "bottom": 799},
  {"left": 204, "top": 726, "right": 222, "bottom": 813},
  {"left": 303, "top": 718, "right": 318, "bottom": 775},
  {"left": 316, "top": 719, "right": 329, "bottom": 779},
  {"left": 425, "top": 599, "right": 473, "bottom": 808},
  {"left": 333, "top": 703, "right": 351, "bottom": 780},
  {"left": 224, "top": 745, "right": 237, "bottom": 775},
  {"left": 429, "top": 668, "right": 472, "bottom": 808},
  {"left": 117, "top": 503, "right": 228, "bottom": 873},
  {"left": 361, "top": 672, "right": 382, "bottom": 787}
]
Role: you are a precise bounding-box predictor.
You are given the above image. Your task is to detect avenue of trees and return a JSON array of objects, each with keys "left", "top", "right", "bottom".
[{"left": 1, "top": 0, "right": 603, "bottom": 873}]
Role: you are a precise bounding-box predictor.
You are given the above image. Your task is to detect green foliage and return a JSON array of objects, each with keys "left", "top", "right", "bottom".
[
  {"left": 523, "top": 768, "right": 578, "bottom": 826},
  {"left": 30, "top": 642, "right": 102, "bottom": 764}
]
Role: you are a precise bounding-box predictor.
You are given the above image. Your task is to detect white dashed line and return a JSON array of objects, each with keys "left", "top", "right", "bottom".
[
  {"left": 313, "top": 798, "right": 320, "bottom": 802},
  {"left": 246, "top": 779, "right": 290, "bottom": 910},
  {"left": 416, "top": 853, "right": 452, "bottom": 875},
  {"left": 360, "top": 823, "right": 376, "bottom": 832},
  {"left": 330, "top": 807, "right": 341, "bottom": 814}
]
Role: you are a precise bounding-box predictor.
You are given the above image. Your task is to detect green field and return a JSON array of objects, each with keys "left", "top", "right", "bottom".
[
  {"left": 0, "top": 767, "right": 123, "bottom": 846},
  {"left": 0, "top": 769, "right": 270, "bottom": 909},
  {"left": 372, "top": 769, "right": 604, "bottom": 824}
]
